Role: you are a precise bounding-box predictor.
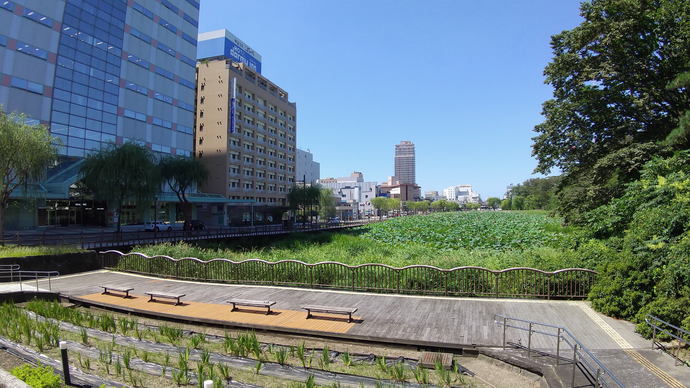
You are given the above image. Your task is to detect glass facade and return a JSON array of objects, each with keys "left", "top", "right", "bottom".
[{"left": 51, "top": 0, "right": 127, "bottom": 157}]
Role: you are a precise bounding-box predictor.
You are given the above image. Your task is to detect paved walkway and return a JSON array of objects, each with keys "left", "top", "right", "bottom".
[{"left": 10, "top": 270, "right": 690, "bottom": 387}]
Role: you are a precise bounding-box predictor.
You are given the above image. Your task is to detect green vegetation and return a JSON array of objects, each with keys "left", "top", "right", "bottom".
[
  {"left": 0, "top": 107, "right": 58, "bottom": 241},
  {"left": 10, "top": 300, "right": 478, "bottom": 387},
  {"left": 11, "top": 364, "right": 62, "bottom": 388},
  {"left": 135, "top": 211, "right": 590, "bottom": 270},
  {"left": 528, "top": 0, "right": 690, "bottom": 335},
  {"left": 0, "top": 244, "right": 82, "bottom": 258},
  {"left": 159, "top": 156, "right": 209, "bottom": 224},
  {"left": 80, "top": 143, "right": 160, "bottom": 232},
  {"left": 503, "top": 176, "right": 560, "bottom": 211}
]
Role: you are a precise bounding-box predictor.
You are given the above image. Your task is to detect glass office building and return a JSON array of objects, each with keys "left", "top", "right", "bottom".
[
  {"left": 0, "top": 0, "right": 201, "bottom": 228},
  {"left": 0, "top": 0, "right": 199, "bottom": 157}
]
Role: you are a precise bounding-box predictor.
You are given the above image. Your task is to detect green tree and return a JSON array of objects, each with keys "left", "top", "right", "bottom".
[
  {"left": 319, "top": 188, "right": 336, "bottom": 219},
  {"left": 0, "top": 109, "right": 57, "bottom": 240},
  {"left": 80, "top": 143, "right": 160, "bottom": 232},
  {"left": 532, "top": 0, "right": 690, "bottom": 222},
  {"left": 287, "top": 185, "right": 322, "bottom": 222},
  {"left": 506, "top": 176, "right": 561, "bottom": 210},
  {"left": 430, "top": 199, "right": 447, "bottom": 212},
  {"left": 370, "top": 197, "right": 388, "bottom": 219},
  {"left": 486, "top": 197, "right": 501, "bottom": 209},
  {"left": 511, "top": 196, "right": 525, "bottom": 211},
  {"left": 158, "top": 156, "right": 208, "bottom": 223},
  {"left": 500, "top": 199, "right": 511, "bottom": 210},
  {"left": 463, "top": 202, "right": 480, "bottom": 211}
]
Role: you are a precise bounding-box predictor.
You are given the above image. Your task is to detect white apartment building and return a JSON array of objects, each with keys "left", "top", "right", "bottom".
[
  {"left": 296, "top": 148, "right": 320, "bottom": 184},
  {"left": 443, "top": 185, "right": 481, "bottom": 203},
  {"left": 318, "top": 172, "right": 378, "bottom": 217}
]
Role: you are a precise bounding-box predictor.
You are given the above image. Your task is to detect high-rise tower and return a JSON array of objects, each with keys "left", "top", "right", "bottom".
[{"left": 394, "top": 140, "right": 415, "bottom": 184}]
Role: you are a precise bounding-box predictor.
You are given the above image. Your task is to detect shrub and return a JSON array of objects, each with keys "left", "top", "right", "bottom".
[
  {"left": 11, "top": 364, "right": 62, "bottom": 388},
  {"left": 635, "top": 297, "right": 690, "bottom": 339}
]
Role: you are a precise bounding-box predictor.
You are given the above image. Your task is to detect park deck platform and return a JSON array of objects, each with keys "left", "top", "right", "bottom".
[{"left": 19, "top": 270, "right": 690, "bottom": 388}]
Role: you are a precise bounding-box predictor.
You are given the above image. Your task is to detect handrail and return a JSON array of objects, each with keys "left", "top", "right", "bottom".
[
  {"left": 102, "top": 250, "right": 598, "bottom": 274},
  {"left": 100, "top": 251, "right": 597, "bottom": 299},
  {"left": 0, "top": 267, "right": 60, "bottom": 292},
  {"left": 645, "top": 314, "right": 689, "bottom": 366},
  {"left": 1, "top": 219, "right": 376, "bottom": 249},
  {"left": 494, "top": 313, "right": 625, "bottom": 388}
]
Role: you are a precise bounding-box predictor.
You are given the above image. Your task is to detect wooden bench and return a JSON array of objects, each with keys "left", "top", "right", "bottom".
[
  {"left": 227, "top": 298, "right": 276, "bottom": 315},
  {"left": 145, "top": 291, "right": 185, "bottom": 306},
  {"left": 100, "top": 286, "right": 134, "bottom": 298},
  {"left": 302, "top": 305, "right": 358, "bottom": 323}
]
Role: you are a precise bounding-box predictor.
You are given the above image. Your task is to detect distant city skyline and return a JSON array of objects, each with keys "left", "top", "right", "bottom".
[{"left": 198, "top": 1, "right": 584, "bottom": 198}]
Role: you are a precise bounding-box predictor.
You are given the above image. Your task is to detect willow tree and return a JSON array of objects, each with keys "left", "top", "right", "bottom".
[
  {"left": 0, "top": 108, "right": 57, "bottom": 241},
  {"left": 80, "top": 143, "right": 160, "bottom": 231},
  {"left": 159, "top": 156, "right": 208, "bottom": 223}
]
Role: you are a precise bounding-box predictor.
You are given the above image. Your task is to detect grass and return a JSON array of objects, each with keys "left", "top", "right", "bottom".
[
  {"left": 0, "top": 244, "right": 83, "bottom": 258},
  {"left": 135, "top": 211, "right": 588, "bottom": 270}
]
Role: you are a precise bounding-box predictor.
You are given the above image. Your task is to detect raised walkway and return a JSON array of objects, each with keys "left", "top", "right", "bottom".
[{"left": 15, "top": 270, "right": 690, "bottom": 387}]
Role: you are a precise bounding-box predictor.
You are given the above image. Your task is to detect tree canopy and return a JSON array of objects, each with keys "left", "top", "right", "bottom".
[
  {"left": 0, "top": 108, "right": 56, "bottom": 239},
  {"left": 532, "top": 0, "right": 690, "bottom": 222},
  {"left": 159, "top": 156, "right": 208, "bottom": 222},
  {"left": 80, "top": 143, "right": 160, "bottom": 231}
]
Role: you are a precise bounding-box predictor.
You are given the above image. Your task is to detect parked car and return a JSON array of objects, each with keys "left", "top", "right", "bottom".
[
  {"left": 328, "top": 217, "right": 341, "bottom": 224},
  {"left": 184, "top": 220, "right": 205, "bottom": 231},
  {"left": 143, "top": 221, "right": 181, "bottom": 232}
]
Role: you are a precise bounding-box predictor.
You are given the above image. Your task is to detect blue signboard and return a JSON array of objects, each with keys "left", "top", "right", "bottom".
[{"left": 225, "top": 40, "right": 262, "bottom": 74}]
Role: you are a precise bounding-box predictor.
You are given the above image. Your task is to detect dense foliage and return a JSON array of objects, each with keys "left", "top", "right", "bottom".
[
  {"left": 0, "top": 108, "right": 57, "bottom": 240},
  {"left": 361, "top": 212, "right": 575, "bottom": 251},
  {"left": 528, "top": 0, "right": 690, "bottom": 335},
  {"left": 586, "top": 152, "right": 690, "bottom": 334},
  {"left": 532, "top": 0, "right": 690, "bottom": 223},
  {"left": 504, "top": 176, "right": 560, "bottom": 211},
  {"left": 136, "top": 211, "right": 592, "bottom": 270},
  {"left": 11, "top": 364, "right": 62, "bottom": 388},
  {"left": 80, "top": 143, "right": 160, "bottom": 231}
]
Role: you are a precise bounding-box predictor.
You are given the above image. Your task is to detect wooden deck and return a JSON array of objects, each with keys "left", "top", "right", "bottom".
[
  {"left": 24, "top": 270, "right": 690, "bottom": 388},
  {"left": 79, "top": 292, "right": 358, "bottom": 333}
]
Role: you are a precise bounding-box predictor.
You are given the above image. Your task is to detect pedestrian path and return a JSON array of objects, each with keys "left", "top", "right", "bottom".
[{"left": 16, "top": 270, "right": 690, "bottom": 387}]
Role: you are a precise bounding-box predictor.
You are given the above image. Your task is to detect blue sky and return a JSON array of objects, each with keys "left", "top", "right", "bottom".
[{"left": 198, "top": 1, "right": 584, "bottom": 199}]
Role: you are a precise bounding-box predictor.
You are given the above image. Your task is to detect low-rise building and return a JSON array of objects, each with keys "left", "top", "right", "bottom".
[
  {"left": 379, "top": 176, "right": 421, "bottom": 202},
  {"left": 443, "top": 185, "right": 481, "bottom": 203},
  {"left": 318, "top": 172, "right": 378, "bottom": 218}
]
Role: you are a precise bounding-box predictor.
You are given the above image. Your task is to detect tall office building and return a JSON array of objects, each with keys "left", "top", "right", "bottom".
[
  {"left": 394, "top": 140, "right": 416, "bottom": 184},
  {"left": 195, "top": 29, "right": 297, "bottom": 223},
  {"left": 0, "top": 0, "right": 201, "bottom": 228}
]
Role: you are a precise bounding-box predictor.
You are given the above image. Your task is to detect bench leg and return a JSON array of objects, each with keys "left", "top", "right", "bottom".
[
  {"left": 306, "top": 310, "right": 311, "bottom": 319},
  {"left": 230, "top": 303, "right": 236, "bottom": 312},
  {"left": 348, "top": 313, "right": 352, "bottom": 323},
  {"left": 148, "top": 295, "right": 153, "bottom": 302},
  {"left": 175, "top": 298, "right": 181, "bottom": 306},
  {"left": 266, "top": 306, "right": 271, "bottom": 315}
]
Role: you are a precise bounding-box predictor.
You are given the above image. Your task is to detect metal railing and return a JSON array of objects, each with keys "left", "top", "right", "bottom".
[
  {"left": 0, "top": 265, "right": 59, "bottom": 292},
  {"left": 101, "top": 251, "right": 597, "bottom": 299},
  {"left": 1, "top": 220, "right": 375, "bottom": 249},
  {"left": 494, "top": 314, "right": 625, "bottom": 388},
  {"left": 645, "top": 314, "right": 690, "bottom": 366}
]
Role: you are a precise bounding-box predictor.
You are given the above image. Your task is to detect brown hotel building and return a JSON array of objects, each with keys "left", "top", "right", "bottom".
[{"left": 195, "top": 59, "right": 296, "bottom": 222}]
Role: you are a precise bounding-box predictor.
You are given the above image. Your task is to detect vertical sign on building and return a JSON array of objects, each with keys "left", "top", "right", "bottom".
[{"left": 230, "top": 77, "right": 237, "bottom": 133}]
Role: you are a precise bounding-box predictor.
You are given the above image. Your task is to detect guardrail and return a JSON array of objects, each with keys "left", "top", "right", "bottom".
[
  {"left": 1, "top": 220, "right": 374, "bottom": 249},
  {"left": 100, "top": 251, "right": 597, "bottom": 299},
  {"left": 0, "top": 265, "right": 59, "bottom": 292},
  {"left": 645, "top": 314, "right": 689, "bottom": 366},
  {"left": 494, "top": 314, "right": 624, "bottom": 388}
]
